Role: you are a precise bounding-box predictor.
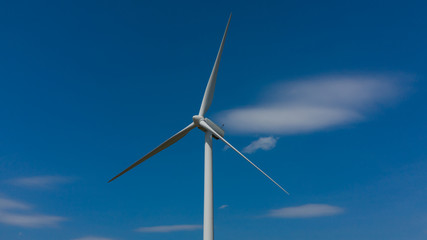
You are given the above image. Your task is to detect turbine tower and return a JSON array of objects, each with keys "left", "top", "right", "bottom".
[{"left": 109, "top": 13, "right": 288, "bottom": 240}]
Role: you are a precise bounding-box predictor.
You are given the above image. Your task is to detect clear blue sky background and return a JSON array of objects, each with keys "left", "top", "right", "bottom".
[{"left": 1, "top": 1, "right": 426, "bottom": 240}]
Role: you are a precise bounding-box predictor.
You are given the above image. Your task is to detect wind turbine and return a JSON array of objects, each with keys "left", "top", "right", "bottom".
[{"left": 109, "top": 13, "right": 288, "bottom": 240}]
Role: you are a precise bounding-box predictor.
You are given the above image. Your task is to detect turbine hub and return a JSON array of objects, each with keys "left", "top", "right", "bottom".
[
  {"left": 192, "top": 115, "right": 204, "bottom": 126},
  {"left": 193, "top": 115, "right": 225, "bottom": 139}
]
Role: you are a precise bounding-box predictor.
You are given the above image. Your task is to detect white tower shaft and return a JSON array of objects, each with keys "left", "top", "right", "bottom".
[{"left": 203, "top": 131, "right": 214, "bottom": 240}]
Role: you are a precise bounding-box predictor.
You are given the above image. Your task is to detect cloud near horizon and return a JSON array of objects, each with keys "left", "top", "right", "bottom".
[
  {"left": 136, "top": 224, "right": 202, "bottom": 233},
  {"left": 217, "top": 74, "right": 408, "bottom": 135},
  {"left": 0, "top": 196, "right": 66, "bottom": 228},
  {"left": 243, "top": 136, "right": 278, "bottom": 154},
  {"left": 6, "top": 176, "right": 74, "bottom": 189},
  {"left": 267, "top": 204, "right": 344, "bottom": 218},
  {"left": 72, "top": 237, "right": 114, "bottom": 240}
]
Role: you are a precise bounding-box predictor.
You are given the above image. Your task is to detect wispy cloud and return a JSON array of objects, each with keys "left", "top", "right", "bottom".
[
  {"left": 267, "top": 204, "right": 344, "bottom": 218},
  {"left": 72, "top": 237, "right": 114, "bottom": 240},
  {"left": 136, "top": 224, "right": 202, "bottom": 233},
  {"left": 0, "top": 212, "right": 65, "bottom": 228},
  {"left": 218, "top": 204, "right": 229, "bottom": 209},
  {"left": 7, "top": 176, "right": 74, "bottom": 189},
  {"left": 243, "top": 137, "right": 278, "bottom": 154},
  {"left": 0, "top": 197, "right": 66, "bottom": 228},
  {"left": 0, "top": 198, "right": 30, "bottom": 210},
  {"left": 217, "top": 74, "right": 408, "bottom": 135}
]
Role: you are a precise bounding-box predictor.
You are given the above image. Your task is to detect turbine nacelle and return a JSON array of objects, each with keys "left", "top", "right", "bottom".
[{"left": 193, "top": 115, "right": 225, "bottom": 140}]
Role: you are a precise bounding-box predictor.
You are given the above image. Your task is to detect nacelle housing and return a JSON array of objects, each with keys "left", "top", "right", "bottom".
[{"left": 203, "top": 118, "right": 225, "bottom": 140}]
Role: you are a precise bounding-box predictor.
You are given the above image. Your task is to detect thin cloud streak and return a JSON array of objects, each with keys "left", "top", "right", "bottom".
[
  {"left": 0, "top": 212, "right": 65, "bottom": 228},
  {"left": 0, "top": 197, "right": 66, "bottom": 228},
  {"left": 0, "top": 198, "right": 30, "bottom": 210},
  {"left": 7, "top": 176, "right": 74, "bottom": 189},
  {"left": 243, "top": 137, "right": 278, "bottom": 154},
  {"left": 218, "top": 74, "right": 408, "bottom": 135},
  {"left": 72, "top": 237, "right": 114, "bottom": 240},
  {"left": 218, "top": 204, "right": 229, "bottom": 209},
  {"left": 136, "top": 224, "right": 202, "bottom": 233},
  {"left": 267, "top": 204, "right": 344, "bottom": 218}
]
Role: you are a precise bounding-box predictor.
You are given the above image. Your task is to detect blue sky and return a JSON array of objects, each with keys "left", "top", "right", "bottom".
[{"left": 1, "top": 0, "right": 426, "bottom": 239}]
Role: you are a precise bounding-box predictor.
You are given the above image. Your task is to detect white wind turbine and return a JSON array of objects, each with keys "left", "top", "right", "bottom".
[{"left": 109, "top": 14, "right": 288, "bottom": 240}]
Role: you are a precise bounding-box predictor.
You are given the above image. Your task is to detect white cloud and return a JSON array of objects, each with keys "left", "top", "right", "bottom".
[
  {"left": 136, "top": 224, "right": 202, "bottom": 233},
  {"left": 217, "top": 74, "right": 407, "bottom": 135},
  {"left": 267, "top": 204, "right": 344, "bottom": 218},
  {"left": 7, "top": 176, "right": 73, "bottom": 189},
  {"left": 0, "top": 197, "right": 66, "bottom": 228},
  {"left": 0, "top": 198, "right": 30, "bottom": 210},
  {"left": 243, "top": 137, "right": 278, "bottom": 154},
  {"left": 72, "top": 237, "right": 114, "bottom": 240},
  {"left": 218, "top": 204, "right": 229, "bottom": 209},
  {"left": 0, "top": 212, "right": 65, "bottom": 228}
]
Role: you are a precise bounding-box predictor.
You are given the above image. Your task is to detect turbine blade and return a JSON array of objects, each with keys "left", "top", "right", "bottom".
[
  {"left": 199, "top": 121, "right": 289, "bottom": 195},
  {"left": 198, "top": 13, "right": 232, "bottom": 116},
  {"left": 108, "top": 122, "right": 196, "bottom": 183}
]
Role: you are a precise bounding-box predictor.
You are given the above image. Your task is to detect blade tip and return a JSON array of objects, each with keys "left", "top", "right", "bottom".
[{"left": 108, "top": 177, "right": 116, "bottom": 183}]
